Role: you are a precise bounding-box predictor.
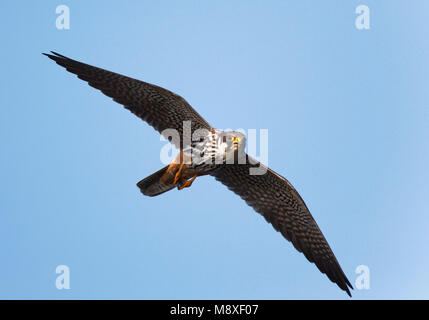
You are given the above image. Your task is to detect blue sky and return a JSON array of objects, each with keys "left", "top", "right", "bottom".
[{"left": 0, "top": 1, "right": 428, "bottom": 299}]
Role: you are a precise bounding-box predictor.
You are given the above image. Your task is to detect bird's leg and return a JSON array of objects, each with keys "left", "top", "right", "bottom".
[
  {"left": 177, "top": 174, "right": 198, "bottom": 190},
  {"left": 163, "top": 151, "right": 200, "bottom": 190},
  {"left": 173, "top": 161, "right": 185, "bottom": 185},
  {"left": 170, "top": 150, "right": 188, "bottom": 185}
]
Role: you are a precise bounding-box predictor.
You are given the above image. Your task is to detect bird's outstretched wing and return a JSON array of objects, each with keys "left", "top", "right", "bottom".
[
  {"left": 211, "top": 155, "right": 353, "bottom": 296},
  {"left": 43, "top": 52, "right": 212, "bottom": 148}
]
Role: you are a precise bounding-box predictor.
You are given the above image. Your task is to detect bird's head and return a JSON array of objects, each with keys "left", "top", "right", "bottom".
[{"left": 220, "top": 131, "right": 246, "bottom": 163}]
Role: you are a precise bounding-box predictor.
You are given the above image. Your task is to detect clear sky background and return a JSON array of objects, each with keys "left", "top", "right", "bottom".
[{"left": 0, "top": 1, "right": 428, "bottom": 299}]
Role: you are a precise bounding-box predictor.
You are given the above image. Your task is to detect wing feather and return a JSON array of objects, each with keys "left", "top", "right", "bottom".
[
  {"left": 43, "top": 51, "right": 212, "bottom": 148},
  {"left": 211, "top": 155, "right": 353, "bottom": 296}
]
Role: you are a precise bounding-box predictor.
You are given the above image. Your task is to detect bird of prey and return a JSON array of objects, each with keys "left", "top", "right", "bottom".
[{"left": 44, "top": 51, "right": 353, "bottom": 296}]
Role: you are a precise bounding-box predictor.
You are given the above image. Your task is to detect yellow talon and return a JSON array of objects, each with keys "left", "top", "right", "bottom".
[
  {"left": 177, "top": 175, "right": 198, "bottom": 190},
  {"left": 173, "top": 162, "right": 185, "bottom": 185}
]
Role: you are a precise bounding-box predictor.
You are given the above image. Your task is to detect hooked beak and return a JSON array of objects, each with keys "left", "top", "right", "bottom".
[{"left": 233, "top": 139, "right": 239, "bottom": 151}]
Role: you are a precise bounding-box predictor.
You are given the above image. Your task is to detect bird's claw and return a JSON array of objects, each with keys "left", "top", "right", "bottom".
[{"left": 177, "top": 175, "right": 197, "bottom": 190}]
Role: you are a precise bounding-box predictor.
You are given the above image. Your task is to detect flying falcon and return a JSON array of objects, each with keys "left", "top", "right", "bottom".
[{"left": 44, "top": 51, "right": 353, "bottom": 296}]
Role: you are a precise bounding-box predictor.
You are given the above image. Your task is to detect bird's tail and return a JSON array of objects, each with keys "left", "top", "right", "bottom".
[{"left": 137, "top": 165, "right": 176, "bottom": 197}]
